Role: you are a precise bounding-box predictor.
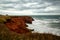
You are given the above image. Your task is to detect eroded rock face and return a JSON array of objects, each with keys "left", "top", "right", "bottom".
[
  {"left": 21, "top": 16, "right": 34, "bottom": 24},
  {"left": 4, "top": 16, "right": 34, "bottom": 34},
  {"left": 11, "top": 16, "right": 34, "bottom": 24}
]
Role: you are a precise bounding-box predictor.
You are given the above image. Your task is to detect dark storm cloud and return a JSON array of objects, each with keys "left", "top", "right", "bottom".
[
  {"left": 0, "top": 0, "right": 41, "bottom": 4},
  {"left": 0, "top": 0, "right": 60, "bottom": 13},
  {"left": 0, "top": 0, "right": 47, "bottom": 10},
  {"left": 42, "top": 0, "right": 60, "bottom": 2},
  {"left": 33, "top": 0, "right": 60, "bottom": 13},
  {"left": 42, "top": 0, "right": 60, "bottom": 5}
]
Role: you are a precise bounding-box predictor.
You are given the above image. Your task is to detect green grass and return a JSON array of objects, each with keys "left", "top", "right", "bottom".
[{"left": 0, "top": 15, "right": 11, "bottom": 23}]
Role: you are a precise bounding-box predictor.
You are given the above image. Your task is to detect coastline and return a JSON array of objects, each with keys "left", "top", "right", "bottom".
[{"left": 0, "top": 15, "right": 60, "bottom": 40}]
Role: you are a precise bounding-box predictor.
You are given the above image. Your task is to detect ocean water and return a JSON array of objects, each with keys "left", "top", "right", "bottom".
[{"left": 27, "top": 15, "right": 60, "bottom": 36}]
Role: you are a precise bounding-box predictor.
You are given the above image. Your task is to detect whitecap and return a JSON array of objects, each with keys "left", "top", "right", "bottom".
[{"left": 27, "top": 18, "right": 60, "bottom": 36}]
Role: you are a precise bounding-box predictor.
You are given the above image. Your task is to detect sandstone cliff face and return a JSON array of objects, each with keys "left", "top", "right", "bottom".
[
  {"left": 11, "top": 16, "right": 34, "bottom": 24},
  {"left": 4, "top": 16, "right": 34, "bottom": 34}
]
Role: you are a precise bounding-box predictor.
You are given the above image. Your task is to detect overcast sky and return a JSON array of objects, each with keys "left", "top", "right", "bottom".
[{"left": 0, "top": 0, "right": 60, "bottom": 15}]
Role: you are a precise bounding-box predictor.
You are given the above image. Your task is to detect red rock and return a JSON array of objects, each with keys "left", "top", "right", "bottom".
[
  {"left": 5, "top": 23, "right": 18, "bottom": 30},
  {"left": 10, "top": 16, "right": 34, "bottom": 24},
  {"left": 11, "top": 18, "right": 27, "bottom": 27},
  {"left": 4, "top": 16, "right": 34, "bottom": 34},
  {"left": 16, "top": 16, "right": 34, "bottom": 24}
]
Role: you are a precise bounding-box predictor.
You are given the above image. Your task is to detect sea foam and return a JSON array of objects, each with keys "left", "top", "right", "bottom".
[{"left": 27, "top": 18, "right": 60, "bottom": 36}]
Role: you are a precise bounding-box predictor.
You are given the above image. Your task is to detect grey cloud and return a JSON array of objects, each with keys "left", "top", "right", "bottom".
[
  {"left": 34, "top": 0, "right": 60, "bottom": 13},
  {"left": 52, "top": 1, "right": 60, "bottom": 6},
  {"left": 42, "top": 0, "right": 60, "bottom": 2},
  {"left": 42, "top": 0, "right": 60, "bottom": 6},
  {"left": 0, "top": 0, "right": 30, "bottom": 4},
  {"left": 0, "top": 0, "right": 42, "bottom": 4},
  {"left": 0, "top": 0, "right": 19, "bottom": 4},
  {"left": 33, "top": 9, "right": 60, "bottom": 13},
  {"left": 0, "top": 6, "right": 14, "bottom": 10},
  {"left": 0, "top": 0, "right": 60, "bottom": 13}
]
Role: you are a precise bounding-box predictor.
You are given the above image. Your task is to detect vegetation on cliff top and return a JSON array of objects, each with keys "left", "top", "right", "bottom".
[{"left": 0, "top": 15, "right": 10, "bottom": 23}]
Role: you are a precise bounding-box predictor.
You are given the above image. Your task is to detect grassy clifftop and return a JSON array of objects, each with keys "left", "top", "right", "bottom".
[{"left": 0, "top": 15, "right": 10, "bottom": 23}]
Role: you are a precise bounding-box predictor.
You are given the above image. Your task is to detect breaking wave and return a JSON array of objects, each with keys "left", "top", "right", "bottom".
[{"left": 27, "top": 18, "right": 60, "bottom": 36}]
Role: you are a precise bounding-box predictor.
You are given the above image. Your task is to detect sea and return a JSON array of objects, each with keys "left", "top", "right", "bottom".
[{"left": 26, "top": 15, "right": 60, "bottom": 36}]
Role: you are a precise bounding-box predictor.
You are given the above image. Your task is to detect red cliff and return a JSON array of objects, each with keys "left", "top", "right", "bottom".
[{"left": 4, "top": 16, "right": 34, "bottom": 34}]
